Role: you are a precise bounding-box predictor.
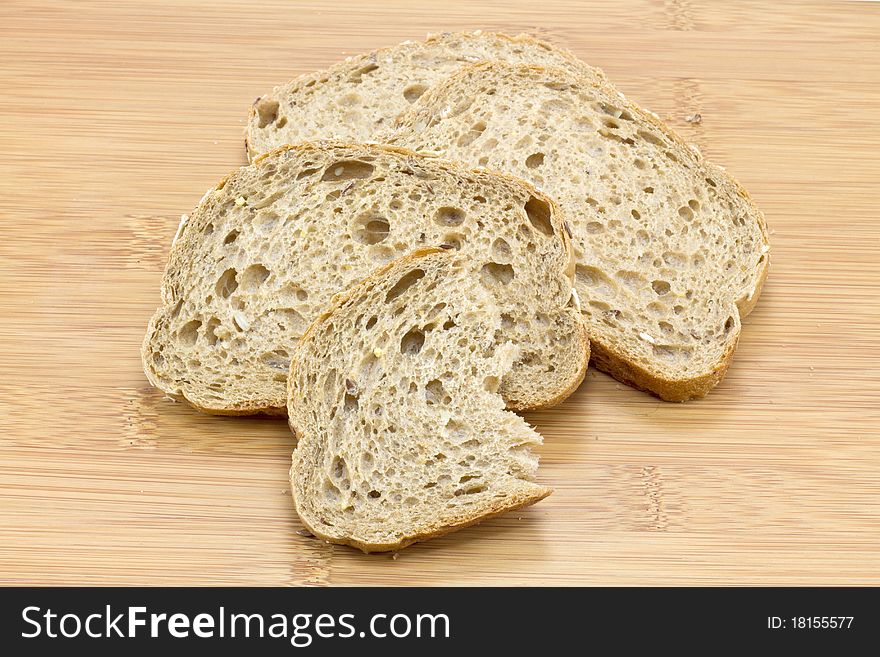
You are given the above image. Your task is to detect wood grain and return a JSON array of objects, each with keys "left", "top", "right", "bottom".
[{"left": 1, "top": 0, "right": 878, "bottom": 585}]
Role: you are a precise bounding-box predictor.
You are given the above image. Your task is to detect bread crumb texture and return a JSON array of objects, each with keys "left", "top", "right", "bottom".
[
  {"left": 288, "top": 249, "right": 551, "bottom": 552},
  {"left": 142, "top": 142, "right": 587, "bottom": 414},
  {"left": 389, "top": 62, "right": 769, "bottom": 400}
]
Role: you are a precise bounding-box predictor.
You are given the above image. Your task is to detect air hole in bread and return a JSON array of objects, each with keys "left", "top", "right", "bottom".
[
  {"left": 385, "top": 268, "right": 425, "bottom": 302},
  {"left": 679, "top": 206, "right": 695, "bottom": 221},
  {"left": 368, "top": 490, "right": 381, "bottom": 499},
  {"left": 637, "top": 129, "right": 664, "bottom": 146},
  {"left": 223, "top": 229, "right": 240, "bottom": 245},
  {"left": 216, "top": 268, "right": 238, "bottom": 298},
  {"left": 485, "top": 239, "right": 509, "bottom": 264},
  {"left": 276, "top": 282, "right": 307, "bottom": 306},
  {"left": 425, "top": 379, "right": 450, "bottom": 405},
  {"left": 275, "top": 308, "right": 305, "bottom": 331},
  {"left": 689, "top": 199, "right": 701, "bottom": 211},
  {"left": 423, "top": 302, "right": 446, "bottom": 321},
  {"left": 240, "top": 264, "right": 270, "bottom": 290},
  {"left": 321, "top": 160, "right": 375, "bottom": 182},
  {"left": 586, "top": 221, "right": 604, "bottom": 234},
  {"left": 178, "top": 320, "right": 201, "bottom": 346},
  {"left": 483, "top": 375, "right": 501, "bottom": 393},
  {"left": 457, "top": 121, "right": 487, "bottom": 147},
  {"left": 438, "top": 232, "right": 462, "bottom": 250},
  {"left": 254, "top": 98, "right": 279, "bottom": 128},
  {"left": 525, "top": 152, "right": 545, "bottom": 168},
  {"left": 724, "top": 316, "right": 735, "bottom": 333},
  {"left": 644, "top": 186, "right": 655, "bottom": 194},
  {"left": 347, "top": 62, "right": 379, "bottom": 84},
  {"left": 615, "top": 270, "right": 643, "bottom": 289},
  {"left": 454, "top": 483, "right": 486, "bottom": 496},
  {"left": 595, "top": 101, "right": 619, "bottom": 117},
  {"left": 352, "top": 213, "right": 390, "bottom": 245},
  {"left": 323, "top": 480, "right": 341, "bottom": 502},
  {"left": 322, "top": 369, "right": 338, "bottom": 400},
  {"left": 261, "top": 349, "right": 289, "bottom": 371},
  {"left": 434, "top": 206, "right": 465, "bottom": 227},
  {"left": 524, "top": 196, "right": 553, "bottom": 236},
  {"left": 365, "top": 316, "right": 378, "bottom": 330},
  {"left": 576, "top": 265, "right": 610, "bottom": 290},
  {"left": 204, "top": 318, "right": 221, "bottom": 346},
  {"left": 403, "top": 83, "right": 428, "bottom": 103},
  {"left": 652, "top": 280, "right": 671, "bottom": 295},
  {"left": 481, "top": 262, "right": 515, "bottom": 285},
  {"left": 400, "top": 328, "right": 425, "bottom": 355},
  {"left": 634, "top": 158, "right": 647, "bottom": 170}
]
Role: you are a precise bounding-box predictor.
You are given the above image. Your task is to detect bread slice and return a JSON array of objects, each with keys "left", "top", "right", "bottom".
[
  {"left": 246, "top": 31, "right": 604, "bottom": 159},
  {"left": 288, "top": 247, "right": 551, "bottom": 552},
  {"left": 387, "top": 62, "right": 770, "bottom": 401},
  {"left": 142, "top": 142, "right": 588, "bottom": 415}
]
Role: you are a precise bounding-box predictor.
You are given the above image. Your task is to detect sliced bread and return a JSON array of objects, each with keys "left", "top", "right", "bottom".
[
  {"left": 142, "top": 142, "right": 588, "bottom": 415},
  {"left": 246, "top": 31, "right": 604, "bottom": 159},
  {"left": 288, "top": 247, "right": 551, "bottom": 552},
  {"left": 387, "top": 62, "right": 770, "bottom": 401}
]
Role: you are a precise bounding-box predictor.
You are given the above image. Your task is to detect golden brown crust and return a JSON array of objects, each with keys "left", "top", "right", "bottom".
[
  {"left": 294, "top": 484, "right": 551, "bottom": 553},
  {"left": 588, "top": 333, "right": 738, "bottom": 402}
]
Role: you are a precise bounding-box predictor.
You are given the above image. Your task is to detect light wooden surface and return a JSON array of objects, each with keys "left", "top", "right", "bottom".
[{"left": 1, "top": 0, "right": 878, "bottom": 586}]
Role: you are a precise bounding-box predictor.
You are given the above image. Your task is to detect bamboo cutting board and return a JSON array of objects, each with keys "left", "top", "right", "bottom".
[{"left": 1, "top": 0, "right": 878, "bottom": 586}]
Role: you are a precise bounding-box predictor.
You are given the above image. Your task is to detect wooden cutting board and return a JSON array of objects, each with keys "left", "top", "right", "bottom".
[{"left": 2, "top": 0, "right": 878, "bottom": 585}]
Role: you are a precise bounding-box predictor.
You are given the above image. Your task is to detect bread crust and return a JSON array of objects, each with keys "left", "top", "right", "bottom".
[
  {"left": 287, "top": 247, "right": 552, "bottom": 553},
  {"left": 295, "top": 485, "right": 551, "bottom": 553}
]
